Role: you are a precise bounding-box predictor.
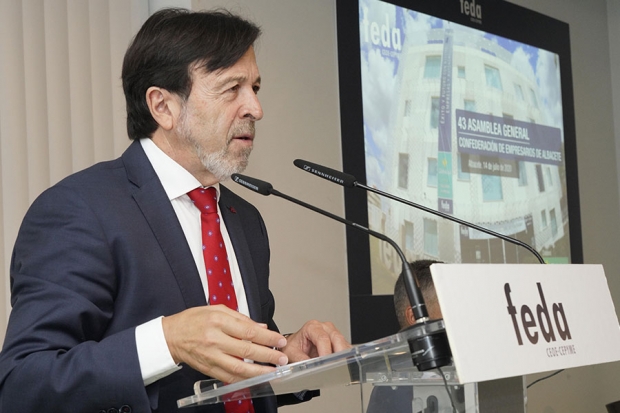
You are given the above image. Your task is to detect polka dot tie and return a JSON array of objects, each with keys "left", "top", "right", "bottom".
[{"left": 188, "top": 187, "right": 255, "bottom": 413}]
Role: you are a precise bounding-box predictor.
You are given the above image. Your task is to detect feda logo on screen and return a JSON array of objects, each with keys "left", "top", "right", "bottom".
[
  {"left": 504, "top": 283, "right": 577, "bottom": 358},
  {"left": 360, "top": 8, "right": 402, "bottom": 54},
  {"left": 459, "top": 0, "right": 482, "bottom": 24}
]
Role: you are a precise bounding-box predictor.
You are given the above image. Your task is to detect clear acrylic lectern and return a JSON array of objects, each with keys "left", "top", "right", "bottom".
[{"left": 177, "top": 321, "right": 524, "bottom": 412}]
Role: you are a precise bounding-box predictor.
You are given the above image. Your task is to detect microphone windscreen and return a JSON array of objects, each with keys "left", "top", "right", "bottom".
[
  {"left": 293, "top": 159, "right": 357, "bottom": 187},
  {"left": 231, "top": 174, "right": 273, "bottom": 195}
]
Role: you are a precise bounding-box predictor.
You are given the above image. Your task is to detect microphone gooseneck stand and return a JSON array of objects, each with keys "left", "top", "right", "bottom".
[{"left": 231, "top": 173, "right": 452, "bottom": 371}]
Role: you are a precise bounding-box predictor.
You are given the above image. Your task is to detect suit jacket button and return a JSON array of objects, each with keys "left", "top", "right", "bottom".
[
  {"left": 120, "top": 406, "right": 132, "bottom": 413},
  {"left": 107, "top": 409, "right": 119, "bottom": 413}
]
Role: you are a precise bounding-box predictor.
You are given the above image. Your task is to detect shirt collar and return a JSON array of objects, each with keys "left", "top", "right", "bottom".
[{"left": 140, "top": 138, "right": 220, "bottom": 201}]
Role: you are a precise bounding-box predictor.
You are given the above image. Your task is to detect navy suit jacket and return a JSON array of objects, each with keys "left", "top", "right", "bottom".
[{"left": 0, "top": 141, "right": 280, "bottom": 412}]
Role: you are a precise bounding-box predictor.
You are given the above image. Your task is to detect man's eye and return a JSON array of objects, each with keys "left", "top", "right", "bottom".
[
  {"left": 253, "top": 85, "right": 260, "bottom": 94},
  {"left": 229, "top": 84, "right": 240, "bottom": 92}
]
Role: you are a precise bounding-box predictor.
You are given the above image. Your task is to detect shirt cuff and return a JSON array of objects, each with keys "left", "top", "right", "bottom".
[{"left": 135, "top": 316, "right": 182, "bottom": 386}]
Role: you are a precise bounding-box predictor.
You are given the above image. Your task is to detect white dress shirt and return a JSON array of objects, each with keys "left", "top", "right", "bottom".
[{"left": 135, "top": 138, "right": 250, "bottom": 385}]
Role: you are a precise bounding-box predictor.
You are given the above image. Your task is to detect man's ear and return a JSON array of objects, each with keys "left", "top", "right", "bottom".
[
  {"left": 405, "top": 306, "right": 416, "bottom": 326},
  {"left": 145, "top": 86, "right": 180, "bottom": 131}
]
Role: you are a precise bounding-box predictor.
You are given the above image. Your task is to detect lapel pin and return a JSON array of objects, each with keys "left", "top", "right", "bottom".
[{"left": 228, "top": 206, "right": 237, "bottom": 214}]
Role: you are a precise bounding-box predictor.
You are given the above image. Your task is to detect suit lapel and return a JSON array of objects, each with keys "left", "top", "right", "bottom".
[
  {"left": 219, "top": 189, "right": 262, "bottom": 322},
  {"left": 122, "top": 141, "right": 206, "bottom": 309}
]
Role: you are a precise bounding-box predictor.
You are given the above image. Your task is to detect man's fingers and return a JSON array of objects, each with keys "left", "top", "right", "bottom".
[
  {"left": 317, "top": 321, "right": 351, "bottom": 353},
  {"left": 201, "top": 354, "right": 277, "bottom": 383},
  {"left": 310, "top": 330, "right": 334, "bottom": 357},
  {"left": 280, "top": 346, "right": 311, "bottom": 363},
  {"left": 303, "top": 320, "right": 339, "bottom": 357},
  {"left": 282, "top": 320, "right": 351, "bottom": 362},
  {"left": 220, "top": 314, "right": 287, "bottom": 349},
  {"left": 223, "top": 336, "right": 289, "bottom": 366},
  {"left": 329, "top": 329, "right": 351, "bottom": 353},
  {"left": 193, "top": 309, "right": 288, "bottom": 366},
  {"left": 163, "top": 305, "right": 289, "bottom": 382}
]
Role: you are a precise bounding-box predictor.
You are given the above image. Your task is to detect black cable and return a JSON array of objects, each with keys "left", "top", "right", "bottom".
[
  {"left": 436, "top": 366, "right": 458, "bottom": 413},
  {"left": 526, "top": 369, "right": 564, "bottom": 389}
]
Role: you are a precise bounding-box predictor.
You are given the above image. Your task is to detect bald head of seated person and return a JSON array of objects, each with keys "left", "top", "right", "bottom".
[
  {"left": 366, "top": 259, "right": 446, "bottom": 413},
  {"left": 393, "top": 259, "right": 443, "bottom": 329}
]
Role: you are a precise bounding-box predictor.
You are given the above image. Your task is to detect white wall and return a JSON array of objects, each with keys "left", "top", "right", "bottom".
[{"left": 610, "top": 0, "right": 620, "bottom": 218}]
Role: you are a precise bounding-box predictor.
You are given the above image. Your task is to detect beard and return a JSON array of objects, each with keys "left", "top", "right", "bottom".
[{"left": 176, "top": 106, "right": 254, "bottom": 182}]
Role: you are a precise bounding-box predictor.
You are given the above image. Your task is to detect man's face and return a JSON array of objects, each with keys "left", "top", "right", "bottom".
[{"left": 175, "top": 47, "right": 263, "bottom": 182}]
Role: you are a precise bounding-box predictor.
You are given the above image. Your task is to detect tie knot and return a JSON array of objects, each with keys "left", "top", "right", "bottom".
[{"left": 188, "top": 187, "right": 218, "bottom": 214}]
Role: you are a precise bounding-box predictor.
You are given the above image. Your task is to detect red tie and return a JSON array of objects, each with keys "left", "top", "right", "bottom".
[{"left": 187, "top": 187, "right": 255, "bottom": 413}]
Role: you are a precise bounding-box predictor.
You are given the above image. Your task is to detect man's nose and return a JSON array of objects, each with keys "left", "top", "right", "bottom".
[{"left": 243, "top": 92, "right": 263, "bottom": 121}]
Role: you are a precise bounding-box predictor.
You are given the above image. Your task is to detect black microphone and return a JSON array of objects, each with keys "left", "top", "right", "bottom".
[
  {"left": 231, "top": 173, "right": 452, "bottom": 371},
  {"left": 233, "top": 173, "right": 427, "bottom": 320},
  {"left": 293, "top": 159, "right": 357, "bottom": 188},
  {"left": 293, "top": 159, "right": 545, "bottom": 264},
  {"left": 231, "top": 174, "right": 273, "bottom": 195}
]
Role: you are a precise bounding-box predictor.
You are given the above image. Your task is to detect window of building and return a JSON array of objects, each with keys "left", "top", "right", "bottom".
[
  {"left": 484, "top": 65, "right": 502, "bottom": 91},
  {"left": 518, "top": 161, "right": 528, "bottom": 186},
  {"left": 424, "top": 56, "right": 441, "bottom": 78},
  {"left": 398, "top": 153, "right": 409, "bottom": 189},
  {"left": 482, "top": 174, "right": 503, "bottom": 201},
  {"left": 541, "top": 210, "right": 548, "bottom": 228},
  {"left": 458, "top": 66, "right": 466, "bottom": 78},
  {"left": 530, "top": 88, "right": 539, "bottom": 108},
  {"left": 550, "top": 208, "right": 558, "bottom": 236},
  {"left": 404, "top": 99, "right": 412, "bottom": 117},
  {"left": 424, "top": 219, "right": 438, "bottom": 256},
  {"left": 404, "top": 221, "right": 414, "bottom": 252},
  {"left": 535, "top": 164, "right": 545, "bottom": 192},
  {"left": 427, "top": 158, "right": 438, "bottom": 187},
  {"left": 464, "top": 99, "right": 476, "bottom": 112},
  {"left": 545, "top": 166, "right": 553, "bottom": 187},
  {"left": 514, "top": 83, "right": 524, "bottom": 100},
  {"left": 457, "top": 155, "right": 470, "bottom": 181},
  {"left": 431, "top": 97, "right": 439, "bottom": 128}
]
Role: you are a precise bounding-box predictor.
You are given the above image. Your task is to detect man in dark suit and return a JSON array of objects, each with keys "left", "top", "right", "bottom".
[{"left": 0, "top": 8, "right": 347, "bottom": 413}]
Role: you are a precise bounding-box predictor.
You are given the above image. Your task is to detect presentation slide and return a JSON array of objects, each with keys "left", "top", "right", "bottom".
[{"left": 358, "top": 0, "right": 570, "bottom": 294}]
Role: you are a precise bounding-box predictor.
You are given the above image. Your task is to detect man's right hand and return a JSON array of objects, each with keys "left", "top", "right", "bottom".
[{"left": 162, "top": 305, "right": 288, "bottom": 383}]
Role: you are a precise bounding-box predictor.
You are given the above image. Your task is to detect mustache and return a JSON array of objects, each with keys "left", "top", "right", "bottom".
[{"left": 229, "top": 121, "right": 255, "bottom": 139}]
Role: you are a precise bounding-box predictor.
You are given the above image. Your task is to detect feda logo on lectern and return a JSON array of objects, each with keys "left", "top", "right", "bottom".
[{"left": 504, "top": 282, "right": 572, "bottom": 345}]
